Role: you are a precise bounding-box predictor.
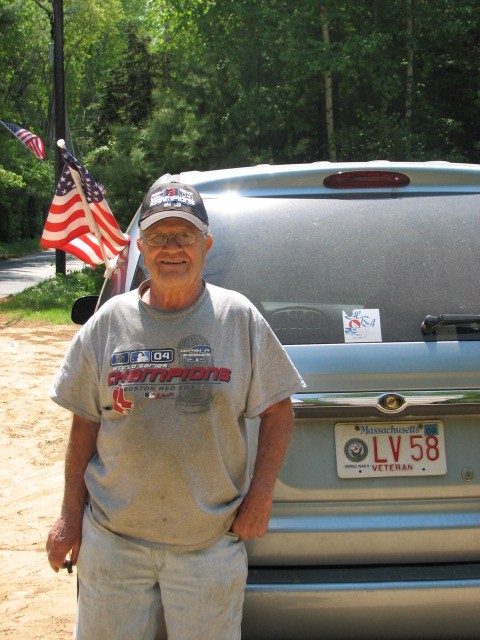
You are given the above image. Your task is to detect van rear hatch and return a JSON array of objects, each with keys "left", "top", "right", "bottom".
[{"left": 203, "top": 191, "right": 480, "bottom": 567}]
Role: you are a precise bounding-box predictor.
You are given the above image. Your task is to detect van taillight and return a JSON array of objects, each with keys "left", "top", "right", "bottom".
[{"left": 323, "top": 170, "right": 410, "bottom": 189}]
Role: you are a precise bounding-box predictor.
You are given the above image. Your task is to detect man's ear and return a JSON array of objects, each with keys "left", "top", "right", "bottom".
[{"left": 205, "top": 234, "right": 213, "bottom": 253}]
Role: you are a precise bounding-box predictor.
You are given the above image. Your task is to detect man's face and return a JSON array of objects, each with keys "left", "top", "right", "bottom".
[{"left": 137, "top": 217, "right": 213, "bottom": 294}]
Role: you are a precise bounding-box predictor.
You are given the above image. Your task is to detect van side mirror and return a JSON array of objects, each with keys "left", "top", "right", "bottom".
[{"left": 71, "top": 295, "right": 99, "bottom": 325}]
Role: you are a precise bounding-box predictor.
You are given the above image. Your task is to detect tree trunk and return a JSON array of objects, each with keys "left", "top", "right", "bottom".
[
  {"left": 321, "top": 5, "right": 337, "bottom": 162},
  {"left": 405, "top": 0, "right": 414, "bottom": 125}
]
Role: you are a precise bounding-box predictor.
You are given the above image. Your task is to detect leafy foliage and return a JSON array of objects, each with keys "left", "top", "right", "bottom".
[
  {"left": 0, "top": 236, "right": 41, "bottom": 260},
  {"left": 1, "top": 0, "right": 480, "bottom": 243},
  {"left": 0, "top": 265, "right": 105, "bottom": 323}
]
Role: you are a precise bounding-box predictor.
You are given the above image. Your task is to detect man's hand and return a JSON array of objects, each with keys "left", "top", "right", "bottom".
[
  {"left": 46, "top": 512, "right": 83, "bottom": 572},
  {"left": 230, "top": 486, "right": 272, "bottom": 540},
  {"left": 46, "top": 414, "right": 99, "bottom": 572},
  {"left": 231, "top": 397, "right": 295, "bottom": 541}
]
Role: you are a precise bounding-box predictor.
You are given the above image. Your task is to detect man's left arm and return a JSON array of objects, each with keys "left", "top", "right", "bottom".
[{"left": 231, "top": 397, "right": 294, "bottom": 540}]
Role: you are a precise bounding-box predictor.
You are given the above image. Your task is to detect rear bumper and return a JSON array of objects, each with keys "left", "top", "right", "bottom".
[{"left": 242, "top": 563, "right": 480, "bottom": 639}]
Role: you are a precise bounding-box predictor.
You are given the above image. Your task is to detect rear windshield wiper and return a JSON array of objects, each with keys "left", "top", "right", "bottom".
[{"left": 421, "top": 314, "right": 480, "bottom": 334}]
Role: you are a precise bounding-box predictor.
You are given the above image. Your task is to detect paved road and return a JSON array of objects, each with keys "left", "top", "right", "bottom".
[{"left": 0, "top": 250, "right": 84, "bottom": 298}]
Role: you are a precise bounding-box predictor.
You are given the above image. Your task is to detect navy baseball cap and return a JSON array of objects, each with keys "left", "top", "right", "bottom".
[{"left": 139, "top": 182, "right": 209, "bottom": 232}]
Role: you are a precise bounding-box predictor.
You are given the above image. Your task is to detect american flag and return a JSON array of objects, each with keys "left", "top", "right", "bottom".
[
  {"left": 0, "top": 120, "right": 46, "bottom": 160},
  {"left": 41, "top": 147, "right": 129, "bottom": 268}
]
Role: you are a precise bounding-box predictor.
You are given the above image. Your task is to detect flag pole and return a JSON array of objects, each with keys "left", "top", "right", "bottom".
[
  {"left": 53, "top": 0, "right": 66, "bottom": 276},
  {"left": 57, "top": 140, "right": 114, "bottom": 276}
]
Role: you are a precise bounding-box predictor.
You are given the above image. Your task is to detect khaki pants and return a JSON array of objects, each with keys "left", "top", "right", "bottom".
[{"left": 74, "top": 507, "right": 248, "bottom": 640}]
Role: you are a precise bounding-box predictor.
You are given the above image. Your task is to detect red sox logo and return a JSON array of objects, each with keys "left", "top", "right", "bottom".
[{"left": 113, "top": 384, "right": 134, "bottom": 415}]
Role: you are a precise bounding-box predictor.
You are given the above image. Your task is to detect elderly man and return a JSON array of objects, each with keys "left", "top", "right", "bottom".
[{"left": 46, "top": 181, "right": 305, "bottom": 640}]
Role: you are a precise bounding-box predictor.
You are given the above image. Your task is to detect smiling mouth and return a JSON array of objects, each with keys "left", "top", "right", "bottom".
[{"left": 160, "top": 259, "right": 186, "bottom": 264}]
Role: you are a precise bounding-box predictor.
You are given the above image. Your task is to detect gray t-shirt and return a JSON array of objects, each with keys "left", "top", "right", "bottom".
[{"left": 51, "top": 281, "right": 305, "bottom": 550}]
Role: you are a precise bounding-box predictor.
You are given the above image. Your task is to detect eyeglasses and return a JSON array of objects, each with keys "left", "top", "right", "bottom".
[{"left": 141, "top": 231, "right": 207, "bottom": 247}]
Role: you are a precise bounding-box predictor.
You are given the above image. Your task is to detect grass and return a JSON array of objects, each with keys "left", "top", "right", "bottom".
[
  {"left": 0, "top": 266, "right": 106, "bottom": 324},
  {"left": 0, "top": 237, "right": 42, "bottom": 260}
]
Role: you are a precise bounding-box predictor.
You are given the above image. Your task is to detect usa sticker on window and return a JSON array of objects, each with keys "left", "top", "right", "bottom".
[{"left": 343, "top": 309, "right": 382, "bottom": 343}]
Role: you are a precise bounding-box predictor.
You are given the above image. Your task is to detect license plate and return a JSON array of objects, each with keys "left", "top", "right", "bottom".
[{"left": 335, "top": 421, "right": 447, "bottom": 478}]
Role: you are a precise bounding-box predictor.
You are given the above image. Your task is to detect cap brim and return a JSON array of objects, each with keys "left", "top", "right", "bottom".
[{"left": 140, "top": 210, "right": 208, "bottom": 232}]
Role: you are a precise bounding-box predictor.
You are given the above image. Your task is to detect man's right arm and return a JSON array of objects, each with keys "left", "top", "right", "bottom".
[{"left": 46, "top": 414, "right": 100, "bottom": 572}]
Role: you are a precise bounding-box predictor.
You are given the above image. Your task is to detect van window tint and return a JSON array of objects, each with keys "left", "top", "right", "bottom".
[{"left": 203, "top": 195, "right": 480, "bottom": 344}]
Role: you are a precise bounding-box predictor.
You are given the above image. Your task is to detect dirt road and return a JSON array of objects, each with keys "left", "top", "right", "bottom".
[{"left": 0, "top": 316, "right": 79, "bottom": 638}]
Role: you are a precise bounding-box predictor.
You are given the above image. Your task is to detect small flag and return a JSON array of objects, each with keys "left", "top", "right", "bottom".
[
  {"left": 41, "top": 143, "right": 129, "bottom": 268},
  {"left": 0, "top": 120, "right": 46, "bottom": 160}
]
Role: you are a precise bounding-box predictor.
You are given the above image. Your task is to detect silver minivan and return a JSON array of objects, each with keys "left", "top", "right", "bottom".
[{"left": 74, "top": 161, "right": 480, "bottom": 639}]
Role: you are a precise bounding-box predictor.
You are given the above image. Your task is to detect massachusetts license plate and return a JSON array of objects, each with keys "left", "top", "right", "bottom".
[{"left": 335, "top": 421, "right": 447, "bottom": 478}]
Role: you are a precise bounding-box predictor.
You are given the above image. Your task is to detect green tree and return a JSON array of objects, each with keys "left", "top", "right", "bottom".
[
  {"left": 92, "top": 25, "right": 155, "bottom": 142},
  {"left": 3, "top": 0, "right": 480, "bottom": 243},
  {"left": 0, "top": 0, "right": 141, "bottom": 241},
  {"left": 0, "top": 0, "right": 52, "bottom": 242}
]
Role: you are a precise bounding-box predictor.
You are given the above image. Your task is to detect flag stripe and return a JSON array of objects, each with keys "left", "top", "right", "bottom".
[
  {"left": 43, "top": 204, "right": 88, "bottom": 227},
  {"left": 41, "top": 221, "right": 93, "bottom": 247},
  {"left": 66, "top": 234, "right": 127, "bottom": 267},
  {"left": 63, "top": 236, "right": 104, "bottom": 267},
  {"left": 48, "top": 191, "right": 84, "bottom": 213},
  {"left": 90, "top": 202, "right": 129, "bottom": 244}
]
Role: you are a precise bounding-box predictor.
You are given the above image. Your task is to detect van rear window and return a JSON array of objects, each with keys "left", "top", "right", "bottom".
[{"left": 203, "top": 195, "right": 480, "bottom": 344}]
